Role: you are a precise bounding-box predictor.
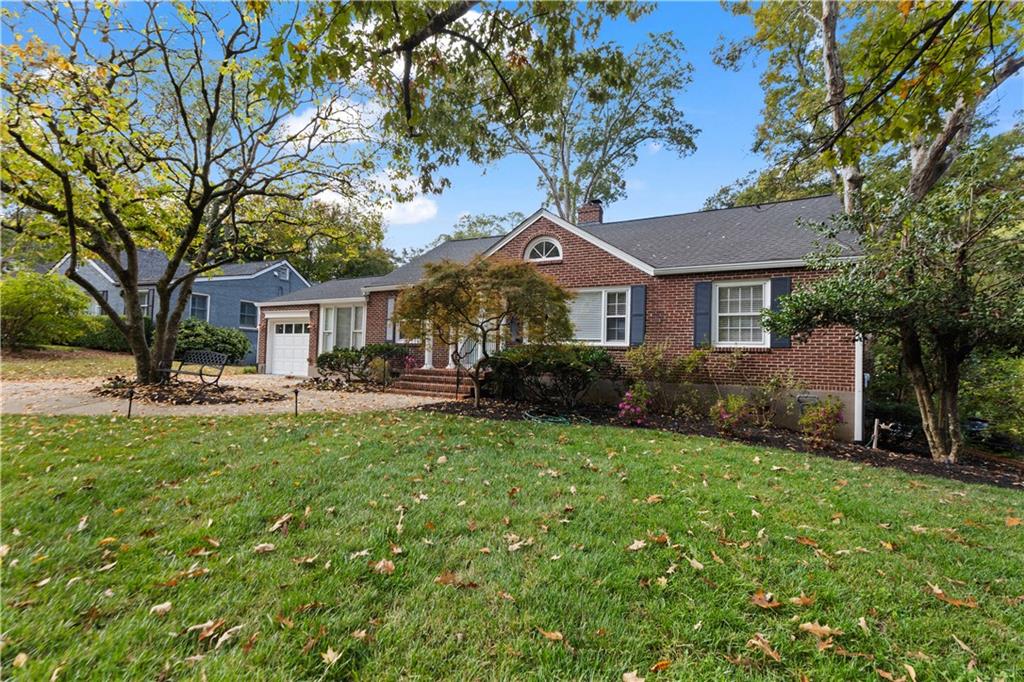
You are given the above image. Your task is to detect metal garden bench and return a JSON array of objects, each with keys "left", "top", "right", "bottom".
[{"left": 159, "top": 350, "right": 228, "bottom": 387}]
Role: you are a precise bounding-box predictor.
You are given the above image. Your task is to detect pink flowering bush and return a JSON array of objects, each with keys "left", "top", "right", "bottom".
[
  {"left": 618, "top": 382, "right": 651, "bottom": 426},
  {"left": 709, "top": 394, "right": 753, "bottom": 435}
]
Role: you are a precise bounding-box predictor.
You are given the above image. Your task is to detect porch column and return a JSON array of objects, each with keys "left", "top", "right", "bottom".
[
  {"left": 422, "top": 323, "right": 434, "bottom": 369},
  {"left": 447, "top": 329, "right": 457, "bottom": 368}
]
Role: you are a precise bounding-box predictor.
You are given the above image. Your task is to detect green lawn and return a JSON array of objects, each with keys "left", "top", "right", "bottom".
[
  {"left": 0, "top": 346, "right": 250, "bottom": 381},
  {"left": 2, "top": 412, "right": 1021, "bottom": 680}
]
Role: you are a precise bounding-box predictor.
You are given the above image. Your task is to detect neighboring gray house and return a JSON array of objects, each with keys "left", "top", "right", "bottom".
[{"left": 49, "top": 249, "right": 310, "bottom": 363}]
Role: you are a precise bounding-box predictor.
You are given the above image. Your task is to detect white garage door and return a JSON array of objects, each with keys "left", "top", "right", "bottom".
[{"left": 268, "top": 320, "right": 310, "bottom": 376}]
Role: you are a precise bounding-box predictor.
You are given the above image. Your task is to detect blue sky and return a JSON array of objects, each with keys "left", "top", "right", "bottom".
[{"left": 384, "top": 2, "right": 1023, "bottom": 251}]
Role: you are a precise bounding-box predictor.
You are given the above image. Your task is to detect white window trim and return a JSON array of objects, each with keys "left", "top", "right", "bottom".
[
  {"left": 319, "top": 304, "right": 367, "bottom": 351},
  {"left": 188, "top": 292, "right": 211, "bottom": 322},
  {"left": 571, "top": 287, "right": 630, "bottom": 347},
  {"left": 524, "top": 236, "right": 562, "bottom": 262},
  {"left": 711, "top": 280, "right": 771, "bottom": 349},
  {"left": 239, "top": 300, "right": 258, "bottom": 330}
]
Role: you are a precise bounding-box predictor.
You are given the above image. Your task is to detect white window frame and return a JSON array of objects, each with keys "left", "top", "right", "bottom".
[
  {"left": 188, "top": 292, "right": 210, "bottom": 322},
  {"left": 239, "top": 300, "right": 258, "bottom": 329},
  {"left": 711, "top": 280, "right": 771, "bottom": 349},
  {"left": 524, "top": 236, "right": 562, "bottom": 263},
  {"left": 137, "top": 288, "right": 153, "bottom": 319},
  {"left": 570, "top": 287, "right": 630, "bottom": 347},
  {"left": 320, "top": 303, "right": 367, "bottom": 351}
]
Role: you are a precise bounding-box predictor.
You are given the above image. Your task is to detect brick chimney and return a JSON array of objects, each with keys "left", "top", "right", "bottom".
[{"left": 576, "top": 199, "right": 603, "bottom": 225}]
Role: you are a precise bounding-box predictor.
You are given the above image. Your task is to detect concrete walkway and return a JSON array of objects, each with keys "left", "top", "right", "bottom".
[{"left": 0, "top": 374, "right": 441, "bottom": 417}]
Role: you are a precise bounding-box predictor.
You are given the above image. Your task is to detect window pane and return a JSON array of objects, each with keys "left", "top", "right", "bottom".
[
  {"left": 569, "top": 291, "right": 602, "bottom": 341},
  {"left": 335, "top": 307, "right": 353, "bottom": 349},
  {"left": 528, "top": 239, "right": 560, "bottom": 260},
  {"left": 352, "top": 306, "right": 364, "bottom": 332},
  {"left": 606, "top": 317, "right": 626, "bottom": 341},
  {"left": 606, "top": 291, "right": 626, "bottom": 316},
  {"left": 276, "top": 324, "right": 283, "bottom": 333},
  {"left": 239, "top": 302, "right": 257, "bottom": 327}
]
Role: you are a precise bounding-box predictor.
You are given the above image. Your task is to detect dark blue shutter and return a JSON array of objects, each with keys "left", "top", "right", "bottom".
[
  {"left": 629, "top": 285, "right": 646, "bottom": 347},
  {"left": 770, "top": 277, "right": 792, "bottom": 349},
  {"left": 693, "top": 281, "right": 712, "bottom": 348}
]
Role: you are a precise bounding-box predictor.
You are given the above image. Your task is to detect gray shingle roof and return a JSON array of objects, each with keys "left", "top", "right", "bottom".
[
  {"left": 580, "top": 195, "right": 857, "bottom": 270},
  {"left": 81, "top": 248, "right": 189, "bottom": 284},
  {"left": 261, "top": 275, "right": 387, "bottom": 305},
  {"left": 209, "top": 261, "right": 284, "bottom": 277},
  {"left": 366, "top": 235, "right": 503, "bottom": 289}
]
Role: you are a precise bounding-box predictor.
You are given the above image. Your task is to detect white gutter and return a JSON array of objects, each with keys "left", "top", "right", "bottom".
[{"left": 650, "top": 255, "right": 863, "bottom": 276}]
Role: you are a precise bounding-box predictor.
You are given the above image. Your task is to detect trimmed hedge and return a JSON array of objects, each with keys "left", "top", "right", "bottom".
[
  {"left": 482, "top": 344, "right": 616, "bottom": 408},
  {"left": 72, "top": 315, "right": 154, "bottom": 353},
  {"left": 175, "top": 318, "right": 251, "bottom": 363},
  {"left": 316, "top": 342, "right": 410, "bottom": 385}
]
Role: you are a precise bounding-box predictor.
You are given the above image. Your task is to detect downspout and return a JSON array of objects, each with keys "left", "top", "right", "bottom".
[{"left": 854, "top": 336, "right": 864, "bottom": 441}]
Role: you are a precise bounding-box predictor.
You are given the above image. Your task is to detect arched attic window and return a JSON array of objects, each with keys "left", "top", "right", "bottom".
[{"left": 525, "top": 237, "right": 562, "bottom": 262}]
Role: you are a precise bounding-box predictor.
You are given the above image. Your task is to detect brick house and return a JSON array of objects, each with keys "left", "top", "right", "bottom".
[{"left": 258, "top": 195, "right": 866, "bottom": 440}]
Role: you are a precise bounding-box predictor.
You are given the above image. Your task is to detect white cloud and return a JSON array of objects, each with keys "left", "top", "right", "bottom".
[
  {"left": 646, "top": 141, "right": 664, "bottom": 155},
  {"left": 317, "top": 173, "right": 438, "bottom": 226},
  {"left": 279, "top": 98, "right": 382, "bottom": 148},
  {"left": 384, "top": 196, "right": 438, "bottom": 225}
]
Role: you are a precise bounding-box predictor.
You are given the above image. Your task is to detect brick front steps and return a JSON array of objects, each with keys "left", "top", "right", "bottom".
[{"left": 389, "top": 368, "right": 474, "bottom": 398}]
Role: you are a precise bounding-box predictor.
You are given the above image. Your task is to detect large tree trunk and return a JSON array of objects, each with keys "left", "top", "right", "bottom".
[
  {"left": 820, "top": 0, "right": 864, "bottom": 214},
  {"left": 901, "top": 326, "right": 963, "bottom": 463}
]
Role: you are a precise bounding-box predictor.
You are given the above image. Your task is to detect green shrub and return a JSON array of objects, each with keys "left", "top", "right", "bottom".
[
  {"left": 316, "top": 343, "right": 411, "bottom": 386},
  {"left": 623, "top": 344, "right": 710, "bottom": 414},
  {"left": 709, "top": 394, "right": 753, "bottom": 435},
  {"left": 799, "top": 396, "right": 845, "bottom": 448},
  {"left": 72, "top": 314, "right": 154, "bottom": 352},
  {"left": 175, "top": 318, "right": 250, "bottom": 363},
  {"left": 483, "top": 344, "right": 615, "bottom": 408},
  {"left": 0, "top": 272, "right": 90, "bottom": 349}
]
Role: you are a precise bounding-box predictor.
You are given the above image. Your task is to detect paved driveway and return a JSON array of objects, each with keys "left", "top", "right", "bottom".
[{"left": 0, "top": 374, "right": 441, "bottom": 417}]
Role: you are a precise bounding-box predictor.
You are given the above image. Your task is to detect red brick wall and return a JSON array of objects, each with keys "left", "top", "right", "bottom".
[
  {"left": 488, "top": 217, "right": 855, "bottom": 393},
  {"left": 366, "top": 290, "right": 451, "bottom": 368},
  {"left": 257, "top": 304, "right": 320, "bottom": 371}
]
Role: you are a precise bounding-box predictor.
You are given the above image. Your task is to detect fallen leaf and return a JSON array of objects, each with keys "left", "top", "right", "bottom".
[
  {"left": 789, "top": 593, "right": 815, "bottom": 607},
  {"left": 268, "top": 513, "right": 293, "bottom": 533},
  {"left": 796, "top": 536, "right": 818, "bottom": 548},
  {"left": 349, "top": 549, "right": 369, "bottom": 559},
  {"left": 1006, "top": 517, "right": 1021, "bottom": 527},
  {"left": 904, "top": 663, "right": 917, "bottom": 682},
  {"left": 149, "top": 601, "right": 172, "bottom": 617},
  {"left": 747, "top": 632, "right": 781, "bottom": 662},
  {"left": 215, "top": 625, "right": 243, "bottom": 649},
  {"left": 687, "top": 557, "right": 704, "bottom": 571},
  {"left": 751, "top": 589, "right": 782, "bottom": 609},
  {"left": 537, "top": 627, "right": 563, "bottom": 642},
  {"left": 35, "top": 577, "right": 52, "bottom": 587},
  {"left": 321, "top": 647, "right": 341, "bottom": 666},
  {"left": 926, "top": 582, "right": 977, "bottom": 608},
  {"left": 77, "top": 516, "right": 89, "bottom": 532},
  {"left": 253, "top": 543, "right": 276, "bottom": 554},
  {"left": 627, "top": 539, "right": 647, "bottom": 552},
  {"left": 650, "top": 659, "right": 671, "bottom": 671},
  {"left": 799, "top": 621, "right": 844, "bottom": 639},
  {"left": 13, "top": 652, "right": 29, "bottom": 668},
  {"left": 646, "top": 494, "right": 663, "bottom": 504},
  {"left": 371, "top": 559, "right": 395, "bottom": 575},
  {"left": 623, "top": 672, "right": 645, "bottom": 682},
  {"left": 858, "top": 616, "right": 870, "bottom": 634},
  {"left": 352, "top": 629, "right": 369, "bottom": 641},
  {"left": 647, "top": 532, "right": 670, "bottom": 545},
  {"left": 291, "top": 555, "right": 318, "bottom": 566}
]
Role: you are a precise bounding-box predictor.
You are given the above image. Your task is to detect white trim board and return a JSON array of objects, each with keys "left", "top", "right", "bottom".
[
  {"left": 261, "top": 296, "right": 366, "bottom": 308},
  {"left": 481, "top": 209, "right": 657, "bottom": 276},
  {"left": 195, "top": 260, "right": 311, "bottom": 288},
  {"left": 262, "top": 309, "right": 313, "bottom": 320}
]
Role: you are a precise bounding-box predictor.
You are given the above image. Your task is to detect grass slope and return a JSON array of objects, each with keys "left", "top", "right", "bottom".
[{"left": 2, "top": 412, "right": 1022, "bottom": 680}]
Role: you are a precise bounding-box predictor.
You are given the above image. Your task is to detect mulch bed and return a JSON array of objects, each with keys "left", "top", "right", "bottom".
[
  {"left": 92, "top": 378, "right": 286, "bottom": 405},
  {"left": 418, "top": 399, "right": 1024, "bottom": 490}
]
